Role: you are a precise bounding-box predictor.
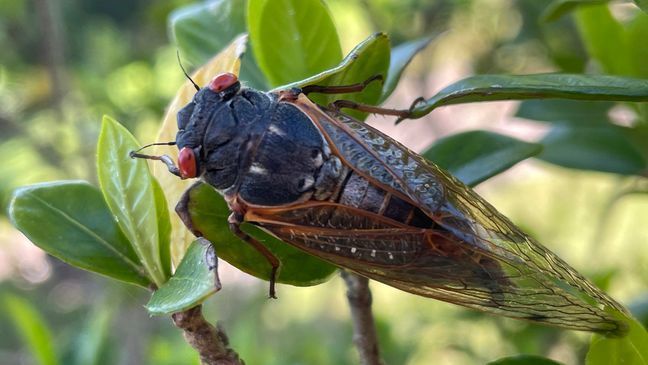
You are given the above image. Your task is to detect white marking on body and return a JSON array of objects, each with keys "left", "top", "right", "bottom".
[
  {"left": 371, "top": 250, "right": 376, "bottom": 257},
  {"left": 249, "top": 163, "right": 268, "bottom": 174},
  {"left": 300, "top": 176, "right": 315, "bottom": 190},
  {"left": 351, "top": 247, "right": 357, "bottom": 254},
  {"left": 268, "top": 124, "right": 286, "bottom": 136},
  {"left": 388, "top": 252, "right": 394, "bottom": 260},
  {"left": 335, "top": 246, "right": 340, "bottom": 251},
  {"left": 313, "top": 151, "right": 323, "bottom": 166}
]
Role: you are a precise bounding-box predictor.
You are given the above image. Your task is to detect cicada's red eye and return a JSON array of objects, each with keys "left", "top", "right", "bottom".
[
  {"left": 208, "top": 73, "right": 238, "bottom": 92},
  {"left": 178, "top": 147, "right": 197, "bottom": 179}
]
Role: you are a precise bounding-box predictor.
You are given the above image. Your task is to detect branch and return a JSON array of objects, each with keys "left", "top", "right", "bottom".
[
  {"left": 341, "top": 271, "right": 385, "bottom": 365},
  {"left": 172, "top": 306, "right": 244, "bottom": 365}
]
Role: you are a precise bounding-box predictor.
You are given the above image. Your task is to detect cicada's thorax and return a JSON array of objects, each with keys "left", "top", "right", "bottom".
[
  {"left": 182, "top": 87, "right": 341, "bottom": 207},
  {"left": 182, "top": 86, "right": 434, "bottom": 229}
]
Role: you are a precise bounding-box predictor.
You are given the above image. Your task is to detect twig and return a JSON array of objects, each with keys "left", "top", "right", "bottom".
[
  {"left": 172, "top": 306, "right": 244, "bottom": 365},
  {"left": 341, "top": 271, "right": 385, "bottom": 365}
]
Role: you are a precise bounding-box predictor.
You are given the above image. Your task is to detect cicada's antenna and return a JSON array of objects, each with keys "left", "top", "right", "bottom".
[
  {"left": 129, "top": 141, "right": 181, "bottom": 177},
  {"left": 131, "top": 141, "right": 176, "bottom": 154},
  {"left": 177, "top": 50, "right": 200, "bottom": 91}
]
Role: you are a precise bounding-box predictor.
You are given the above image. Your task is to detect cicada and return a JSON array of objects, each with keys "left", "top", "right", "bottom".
[{"left": 133, "top": 72, "right": 628, "bottom": 336}]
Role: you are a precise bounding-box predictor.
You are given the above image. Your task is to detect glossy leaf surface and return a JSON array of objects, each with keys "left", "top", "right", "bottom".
[
  {"left": 278, "top": 33, "right": 390, "bottom": 120},
  {"left": 248, "top": 0, "right": 342, "bottom": 86},
  {"left": 410, "top": 74, "right": 648, "bottom": 117},
  {"left": 170, "top": 0, "right": 266, "bottom": 89},
  {"left": 97, "top": 116, "right": 169, "bottom": 286},
  {"left": 8, "top": 181, "right": 150, "bottom": 286},
  {"left": 423, "top": 130, "right": 542, "bottom": 187},
  {"left": 147, "top": 239, "right": 220, "bottom": 315}
]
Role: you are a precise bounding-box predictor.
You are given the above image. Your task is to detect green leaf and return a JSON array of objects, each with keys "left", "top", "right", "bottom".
[
  {"left": 276, "top": 32, "right": 391, "bottom": 120},
  {"left": 8, "top": 181, "right": 150, "bottom": 286},
  {"left": 575, "top": 4, "right": 634, "bottom": 76},
  {"left": 636, "top": 0, "right": 648, "bottom": 13},
  {"left": 147, "top": 239, "right": 220, "bottom": 315},
  {"left": 627, "top": 12, "right": 648, "bottom": 78},
  {"left": 515, "top": 99, "right": 613, "bottom": 125},
  {"left": 170, "top": 0, "right": 267, "bottom": 89},
  {"left": 4, "top": 294, "right": 59, "bottom": 365},
  {"left": 539, "top": 124, "right": 646, "bottom": 175},
  {"left": 488, "top": 355, "right": 564, "bottom": 365},
  {"left": 248, "top": 0, "right": 342, "bottom": 87},
  {"left": 186, "top": 183, "right": 337, "bottom": 286},
  {"left": 410, "top": 74, "right": 648, "bottom": 118},
  {"left": 381, "top": 35, "right": 434, "bottom": 103},
  {"left": 97, "top": 115, "right": 168, "bottom": 286},
  {"left": 422, "top": 131, "right": 543, "bottom": 187},
  {"left": 586, "top": 312, "right": 648, "bottom": 365},
  {"left": 152, "top": 178, "right": 173, "bottom": 280},
  {"left": 541, "top": 0, "right": 609, "bottom": 22},
  {"left": 73, "top": 301, "right": 114, "bottom": 365}
]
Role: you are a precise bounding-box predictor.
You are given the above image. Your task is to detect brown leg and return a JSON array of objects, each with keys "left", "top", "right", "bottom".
[
  {"left": 331, "top": 96, "right": 426, "bottom": 123},
  {"left": 301, "top": 75, "right": 383, "bottom": 95},
  {"left": 228, "top": 212, "right": 280, "bottom": 299},
  {"left": 331, "top": 100, "right": 411, "bottom": 117}
]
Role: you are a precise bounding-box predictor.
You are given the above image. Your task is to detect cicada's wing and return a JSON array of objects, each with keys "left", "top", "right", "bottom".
[{"left": 293, "top": 96, "right": 627, "bottom": 335}]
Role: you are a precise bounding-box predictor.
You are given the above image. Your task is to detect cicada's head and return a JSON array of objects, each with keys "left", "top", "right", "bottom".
[{"left": 175, "top": 73, "right": 247, "bottom": 190}]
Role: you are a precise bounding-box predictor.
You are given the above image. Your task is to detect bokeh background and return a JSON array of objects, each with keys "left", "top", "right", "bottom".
[{"left": 1, "top": 0, "right": 647, "bottom": 364}]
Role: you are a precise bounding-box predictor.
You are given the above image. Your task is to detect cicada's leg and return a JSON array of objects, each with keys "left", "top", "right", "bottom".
[
  {"left": 301, "top": 74, "right": 383, "bottom": 95},
  {"left": 331, "top": 96, "right": 426, "bottom": 123},
  {"left": 227, "top": 212, "right": 280, "bottom": 299}
]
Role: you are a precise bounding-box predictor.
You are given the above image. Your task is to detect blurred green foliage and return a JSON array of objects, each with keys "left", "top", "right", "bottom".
[{"left": 2, "top": 0, "right": 648, "bottom": 364}]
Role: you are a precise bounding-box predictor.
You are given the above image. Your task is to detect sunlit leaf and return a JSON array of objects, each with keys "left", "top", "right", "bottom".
[
  {"left": 574, "top": 4, "right": 634, "bottom": 76},
  {"left": 170, "top": 0, "right": 267, "bottom": 89},
  {"left": 8, "top": 181, "right": 150, "bottom": 286},
  {"left": 539, "top": 124, "right": 646, "bottom": 175},
  {"left": 586, "top": 311, "right": 648, "bottom": 365},
  {"left": 147, "top": 239, "right": 220, "bottom": 315},
  {"left": 97, "top": 116, "right": 169, "bottom": 286},
  {"left": 248, "top": 0, "right": 342, "bottom": 86},
  {"left": 381, "top": 35, "right": 434, "bottom": 102},
  {"left": 409, "top": 74, "right": 648, "bottom": 117},
  {"left": 488, "top": 355, "right": 564, "bottom": 365},
  {"left": 423, "top": 130, "right": 542, "bottom": 187},
  {"left": 187, "top": 183, "right": 337, "bottom": 286},
  {"left": 276, "top": 33, "right": 390, "bottom": 120},
  {"left": 627, "top": 12, "right": 648, "bottom": 78},
  {"left": 152, "top": 34, "right": 245, "bottom": 265},
  {"left": 4, "top": 294, "right": 59, "bottom": 365}
]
